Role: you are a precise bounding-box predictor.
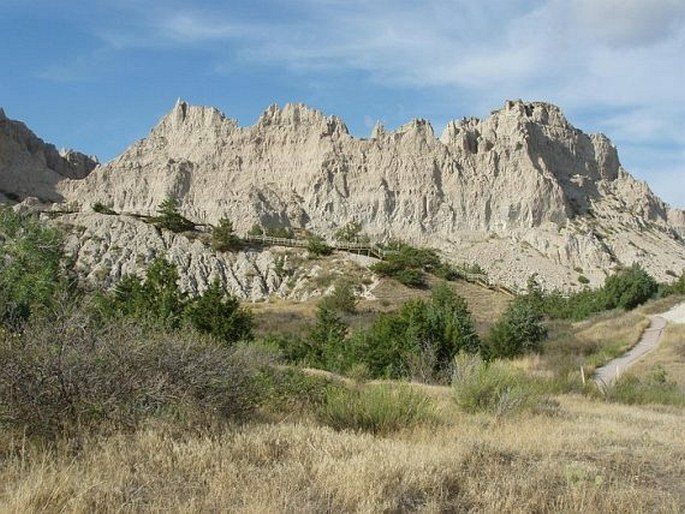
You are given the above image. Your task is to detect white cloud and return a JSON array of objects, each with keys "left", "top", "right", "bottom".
[
  {"left": 67, "top": 0, "right": 685, "bottom": 206},
  {"left": 572, "top": 0, "right": 685, "bottom": 47}
]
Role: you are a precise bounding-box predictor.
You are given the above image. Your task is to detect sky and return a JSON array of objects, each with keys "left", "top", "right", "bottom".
[{"left": 1, "top": 0, "right": 684, "bottom": 207}]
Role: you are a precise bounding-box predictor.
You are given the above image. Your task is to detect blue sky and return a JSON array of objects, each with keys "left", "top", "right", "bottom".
[{"left": 1, "top": 0, "right": 684, "bottom": 207}]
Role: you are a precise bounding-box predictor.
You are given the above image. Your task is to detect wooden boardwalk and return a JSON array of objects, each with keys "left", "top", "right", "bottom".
[{"left": 242, "top": 234, "right": 521, "bottom": 297}]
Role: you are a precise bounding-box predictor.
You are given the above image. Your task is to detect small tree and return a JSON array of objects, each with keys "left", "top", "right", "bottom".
[
  {"left": 320, "top": 279, "right": 358, "bottom": 314},
  {"left": 0, "top": 208, "right": 67, "bottom": 326},
  {"left": 334, "top": 221, "right": 368, "bottom": 243},
  {"left": 97, "top": 257, "right": 186, "bottom": 327},
  {"left": 248, "top": 224, "right": 264, "bottom": 236},
  {"left": 305, "top": 306, "right": 349, "bottom": 370},
  {"left": 602, "top": 264, "right": 658, "bottom": 310},
  {"left": 155, "top": 197, "right": 194, "bottom": 233},
  {"left": 484, "top": 299, "right": 547, "bottom": 359},
  {"left": 184, "top": 280, "right": 253, "bottom": 344},
  {"left": 212, "top": 217, "right": 242, "bottom": 252},
  {"left": 307, "top": 235, "right": 333, "bottom": 257}
]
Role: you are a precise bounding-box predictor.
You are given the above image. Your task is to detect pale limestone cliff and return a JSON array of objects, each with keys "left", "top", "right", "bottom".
[
  {"left": 54, "top": 99, "right": 685, "bottom": 290},
  {"left": 2, "top": 100, "right": 684, "bottom": 294},
  {"left": 0, "top": 108, "right": 97, "bottom": 201}
]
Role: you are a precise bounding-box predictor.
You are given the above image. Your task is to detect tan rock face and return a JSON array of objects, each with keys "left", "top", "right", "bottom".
[
  {"left": 0, "top": 108, "right": 97, "bottom": 202},
  {"left": 2, "top": 99, "right": 684, "bottom": 293}
]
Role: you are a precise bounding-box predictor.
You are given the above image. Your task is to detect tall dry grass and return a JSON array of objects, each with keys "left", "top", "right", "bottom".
[
  {"left": 1, "top": 395, "right": 683, "bottom": 513},
  {"left": 630, "top": 323, "right": 685, "bottom": 392}
]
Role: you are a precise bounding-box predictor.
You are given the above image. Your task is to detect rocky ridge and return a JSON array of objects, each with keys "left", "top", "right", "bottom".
[
  {"left": 2, "top": 100, "right": 685, "bottom": 297},
  {"left": 0, "top": 108, "right": 97, "bottom": 202}
]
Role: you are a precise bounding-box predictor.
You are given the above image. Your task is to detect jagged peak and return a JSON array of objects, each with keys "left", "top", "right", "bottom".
[
  {"left": 257, "top": 102, "right": 349, "bottom": 135},
  {"left": 394, "top": 118, "right": 434, "bottom": 137},
  {"left": 156, "top": 100, "right": 233, "bottom": 134},
  {"left": 0, "top": 107, "right": 6, "bottom": 120},
  {"left": 371, "top": 121, "right": 385, "bottom": 139}
]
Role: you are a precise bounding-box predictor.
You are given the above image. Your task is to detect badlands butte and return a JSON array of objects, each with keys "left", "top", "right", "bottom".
[{"left": 1, "top": 99, "right": 685, "bottom": 300}]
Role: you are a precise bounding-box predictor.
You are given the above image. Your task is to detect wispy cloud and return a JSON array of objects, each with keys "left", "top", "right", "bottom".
[{"left": 35, "top": 0, "right": 685, "bottom": 206}]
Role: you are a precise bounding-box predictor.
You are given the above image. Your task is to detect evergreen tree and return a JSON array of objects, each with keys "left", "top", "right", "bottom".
[
  {"left": 184, "top": 280, "right": 253, "bottom": 344},
  {"left": 155, "top": 197, "right": 195, "bottom": 233},
  {"left": 212, "top": 217, "right": 242, "bottom": 252}
]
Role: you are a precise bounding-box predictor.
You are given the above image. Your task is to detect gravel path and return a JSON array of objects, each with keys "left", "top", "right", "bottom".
[{"left": 593, "top": 301, "right": 685, "bottom": 387}]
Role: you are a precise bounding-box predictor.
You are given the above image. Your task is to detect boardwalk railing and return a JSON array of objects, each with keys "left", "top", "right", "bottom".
[
  {"left": 242, "top": 234, "right": 392, "bottom": 259},
  {"left": 241, "top": 234, "right": 522, "bottom": 297}
]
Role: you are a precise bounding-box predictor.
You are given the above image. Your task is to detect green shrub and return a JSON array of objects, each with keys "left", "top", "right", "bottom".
[
  {"left": 91, "top": 202, "right": 117, "bottom": 215},
  {"left": 538, "top": 265, "right": 658, "bottom": 321},
  {"left": 154, "top": 197, "right": 195, "bottom": 233},
  {"left": 256, "top": 367, "right": 340, "bottom": 417},
  {"left": 602, "top": 264, "right": 657, "bottom": 310},
  {"left": 98, "top": 258, "right": 253, "bottom": 344},
  {"left": 603, "top": 367, "right": 685, "bottom": 406},
  {"left": 334, "top": 221, "right": 369, "bottom": 243},
  {"left": 0, "top": 313, "right": 259, "bottom": 439},
  {"left": 248, "top": 224, "right": 264, "bottom": 236},
  {"left": 319, "top": 279, "right": 358, "bottom": 314},
  {"left": 347, "top": 285, "right": 480, "bottom": 382},
  {"left": 0, "top": 208, "right": 67, "bottom": 326},
  {"left": 452, "top": 353, "right": 542, "bottom": 416},
  {"left": 307, "top": 235, "right": 333, "bottom": 257},
  {"left": 184, "top": 280, "right": 254, "bottom": 344},
  {"left": 212, "top": 217, "right": 242, "bottom": 252},
  {"left": 264, "top": 226, "right": 293, "bottom": 238},
  {"left": 663, "top": 269, "right": 685, "bottom": 295},
  {"left": 303, "top": 306, "right": 349, "bottom": 370},
  {"left": 317, "top": 384, "right": 435, "bottom": 435},
  {"left": 578, "top": 275, "right": 590, "bottom": 285},
  {"left": 484, "top": 298, "right": 547, "bottom": 359},
  {"left": 370, "top": 242, "right": 440, "bottom": 288}
]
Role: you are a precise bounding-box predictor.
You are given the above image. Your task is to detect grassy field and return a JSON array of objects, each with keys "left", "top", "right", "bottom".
[
  {"left": 631, "top": 323, "right": 685, "bottom": 393},
  {"left": 252, "top": 275, "right": 512, "bottom": 338},
  {"left": 1, "top": 390, "right": 683, "bottom": 513},
  {"left": 2, "top": 273, "right": 684, "bottom": 513}
]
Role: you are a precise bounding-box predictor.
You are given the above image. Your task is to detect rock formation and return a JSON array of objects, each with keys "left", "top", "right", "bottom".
[
  {"left": 0, "top": 108, "right": 97, "bottom": 202},
  {"left": 2, "top": 99, "right": 684, "bottom": 295}
]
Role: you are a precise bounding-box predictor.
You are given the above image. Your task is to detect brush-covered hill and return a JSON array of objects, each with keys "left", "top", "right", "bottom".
[{"left": 2, "top": 100, "right": 685, "bottom": 294}]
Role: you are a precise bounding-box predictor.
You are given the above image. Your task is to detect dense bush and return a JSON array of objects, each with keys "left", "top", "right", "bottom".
[
  {"left": 667, "top": 269, "right": 685, "bottom": 294},
  {"left": 347, "top": 285, "right": 480, "bottom": 381},
  {"left": 212, "top": 217, "right": 242, "bottom": 252},
  {"left": 317, "top": 384, "right": 435, "bottom": 435},
  {"left": 99, "top": 257, "right": 253, "bottom": 345},
  {"left": 371, "top": 243, "right": 441, "bottom": 288},
  {"left": 91, "top": 202, "right": 117, "bottom": 215},
  {"left": 0, "top": 313, "right": 259, "bottom": 439},
  {"left": 303, "top": 305, "right": 349, "bottom": 370},
  {"left": 484, "top": 298, "right": 547, "bottom": 359},
  {"left": 265, "top": 226, "right": 293, "bottom": 238},
  {"left": 452, "top": 353, "right": 544, "bottom": 415},
  {"left": 319, "top": 279, "right": 358, "bottom": 314},
  {"left": 602, "top": 264, "right": 658, "bottom": 310},
  {"left": 154, "top": 197, "right": 195, "bottom": 233},
  {"left": 602, "top": 367, "right": 685, "bottom": 406},
  {"left": 537, "top": 264, "right": 659, "bottom": 321},
  {"left": 184, "top": 280, "right": 254, "bottom": 343},
  {"left": 0, "top": 208, "right": 67, "bottom": 326},
  {"left": 334, "top": 221, "right": 369, "bottom": 243},
  {"left": 307, "top": 234, "right": 333, "bottom": 257},
  {"left": 273, "top": 285, "right": 478, "bottom": 382}
]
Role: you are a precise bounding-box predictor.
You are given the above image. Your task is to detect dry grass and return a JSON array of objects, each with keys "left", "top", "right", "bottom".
[
  {"left": 253, "top": 276, "right": 511, "bottom": 338},
  {"left": 1, "top": 395, "right": 683, "bottom": 513},
  {"left": 539, "top": 308, "right": 652, "bottom": 386},
  {"left": 630, "top": 323, "right": 685, "bottom": 392}
]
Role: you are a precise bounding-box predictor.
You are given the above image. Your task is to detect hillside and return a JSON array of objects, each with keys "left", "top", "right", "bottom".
[
  {"left": 2, "top": 100, "right": 685, "bottom": 293},
  {"left": 0, "top": 107, "right": 96, "bottom": 202}
]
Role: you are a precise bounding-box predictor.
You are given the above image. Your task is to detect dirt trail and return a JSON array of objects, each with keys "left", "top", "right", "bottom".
[{"left": 594, "top": 301, "right": 685, "bottom": 387}]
